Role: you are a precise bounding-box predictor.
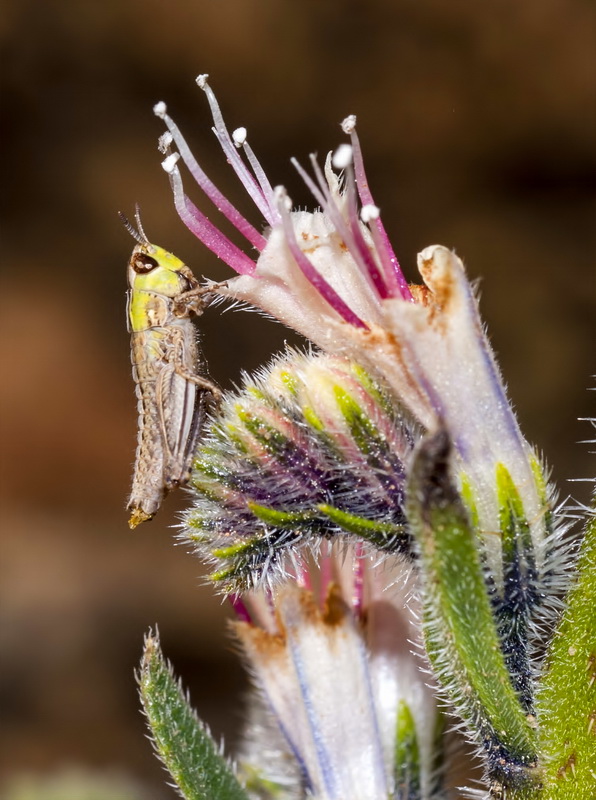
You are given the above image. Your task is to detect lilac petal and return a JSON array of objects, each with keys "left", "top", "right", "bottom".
[{"left": 237, "top": 584, "right": 389, "bottom": 800}]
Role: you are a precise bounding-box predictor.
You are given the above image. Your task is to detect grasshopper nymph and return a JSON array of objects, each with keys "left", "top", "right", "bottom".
[{"left": 121, "top": 210, "right": 220, "bottom": 529}]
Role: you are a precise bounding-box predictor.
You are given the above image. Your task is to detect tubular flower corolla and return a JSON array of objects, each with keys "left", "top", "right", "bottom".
[{"left": 231, "top": 547, "right": 445, "bottom": 800}]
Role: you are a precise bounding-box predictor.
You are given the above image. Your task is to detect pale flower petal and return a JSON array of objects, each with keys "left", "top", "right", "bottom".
[{"left": 236, "top": 582, "right": 389, "bottom": 800}]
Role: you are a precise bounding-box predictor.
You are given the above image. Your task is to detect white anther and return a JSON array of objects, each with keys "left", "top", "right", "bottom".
[
  {"left": 273, "top": 185, "right": 293, "bottom": 212},
  {"left": 332, "top": 144, "right": 353, "bottom": 170},
  {"left": 161, "top": 152, "right": 181, "bottom": 173},
  {"left": 153, "top": 101, "right": 167, "bottom": 119},
  {"left": 196, "top": 74, "right": 209, "bottom": 89},
  {"left": 360, "top": 204, "right": 380, "bottom": 223},
  {"left": 341, "top": 115, "right": 357, "bottom": 134},
  {"left": 158, "top": 131, "right": 173, "bottom": 154},
  {"left": 232, "top": 127, "right": 247, "bottom": 147}
]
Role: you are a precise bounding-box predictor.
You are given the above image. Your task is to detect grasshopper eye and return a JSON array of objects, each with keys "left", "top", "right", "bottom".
[{"left": 132, "top": 253, "right": 159, "bottom": 273}]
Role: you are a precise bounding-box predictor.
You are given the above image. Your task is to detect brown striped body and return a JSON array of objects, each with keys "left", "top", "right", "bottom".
[
  {"left": 128, "top": 322, "right": 206, "bottom": 526},
  {"left": 125, "top": 239, "right": 218, "bottom": 529}
]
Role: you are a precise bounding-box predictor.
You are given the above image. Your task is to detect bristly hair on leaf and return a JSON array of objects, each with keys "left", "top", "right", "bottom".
[{"left": 138, "top": 628, "right": 249, "bottom": 800}]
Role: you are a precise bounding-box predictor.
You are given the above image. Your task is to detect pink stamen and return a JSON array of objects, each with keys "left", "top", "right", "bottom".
[
  {"left": 342, "top": 164, "right": 391, "bottom": 299},
  {"left": 276, "top": 189, "right": 369, "bottom": 330},
  {"left": 228, "top": 593, "right": 252, "bottom": 624},
  {"left": 342, "top": 117, "right": 413, "bottom": 301},
  {"left": 290, "top": 156, "right": 326, "bottom": 207},
  {"left": 237, "top": 134, "right": 280, "bottom": 224},
  {"left": 166, "top": 160, "right": 257, "bottom": 275},
  {"left": 318, "top": 543, "right": 334, "bottom": 605},
  {"left": 352, "top": 543, "right": 366, "bottom": 618},
  {"left": 311, "top": 155, "right": 390, "bottom": 300},
  {"left": 197, "top": 76, "right": 277, "bottom": 227},
  {"left": 154, "top": 103, "right": 266, "bottom": 252},
  {"left": 291, "top": 156, "right": 388, "bottom": 300}
]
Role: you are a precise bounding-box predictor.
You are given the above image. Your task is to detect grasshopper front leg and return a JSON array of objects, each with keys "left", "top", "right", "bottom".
[{"left": 171, "top": 281, "right": 228, "bottom": 319}]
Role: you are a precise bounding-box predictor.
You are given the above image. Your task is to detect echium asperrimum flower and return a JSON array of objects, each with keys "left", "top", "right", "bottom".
[
  {"left": 137, "top": 77, "right": 592, "bottom": 800},
  {"left": 154, "top": 76, "right": 564, "bottom": 639},
  {"left": 232, "top": 547, "right": 445, "bottom": 800}
]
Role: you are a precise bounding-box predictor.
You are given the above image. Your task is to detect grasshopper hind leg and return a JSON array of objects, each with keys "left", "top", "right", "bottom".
[{"left": 156, "top": 343, "right": 221, "bottom": 494}]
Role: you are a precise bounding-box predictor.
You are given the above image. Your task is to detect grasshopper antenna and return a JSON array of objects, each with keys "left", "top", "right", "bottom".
[
  {"left": 134, "top": 204, "right": 150, "bottom": 244},
  {"left": 118, "top": 209, "right": 149, "bottom": 246}
]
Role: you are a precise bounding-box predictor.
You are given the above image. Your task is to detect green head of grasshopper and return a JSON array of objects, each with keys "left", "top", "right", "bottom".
[
  {"left": 120, "top": 208, "right": 200, "bottom": 335},
  {"left": 127, "top": 249, "right": 199, "bottom": 336}
]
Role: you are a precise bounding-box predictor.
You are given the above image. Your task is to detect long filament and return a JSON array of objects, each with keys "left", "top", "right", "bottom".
[
  {"left": 342, "top": 116, "right": 412, "bottom": 301},
  {"left": 154, "top": 102, "right": 266, "bottom": 251},
  {"left": 165, "top": 159, "right": 257, "bottom": 276},
  {"left": 197, "top": 75, "right": 277, "bottom": 227}
]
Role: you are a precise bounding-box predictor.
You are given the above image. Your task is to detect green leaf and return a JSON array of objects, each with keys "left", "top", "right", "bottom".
[
  {"left": 394, "top": 700, "right": 421, "bottom": 799},
  {"left": 407, "top": 430, "right": 539, "bottom": 792},
  {"left": 247, "top": 503, "right": 315, "bottom": 527},
  {"left": 138, "top": 630, "right": 249, "bottom": 800},
  {"left": 494, "top": 462, "right": 536, "bottom": 712},
  {"left": 537, "top": 508, "right": 596, "bottom": 799},
  {"left": 317, "top": 502, "right": 408, "bottom": 551}
]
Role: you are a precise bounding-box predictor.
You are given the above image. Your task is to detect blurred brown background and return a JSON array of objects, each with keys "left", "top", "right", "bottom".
[{"left": 0, "top": 0, "right": 594, "bottom": 796}]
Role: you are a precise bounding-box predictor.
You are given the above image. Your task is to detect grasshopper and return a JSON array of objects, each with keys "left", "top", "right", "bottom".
[{"left": 121, "top": 210, "right": 220, "bottom": 529}]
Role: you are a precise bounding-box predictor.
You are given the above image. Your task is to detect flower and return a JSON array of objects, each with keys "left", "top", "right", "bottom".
[
  {"left": 231, "top": 546, "right": 445, "bottom": 800},
  {"left": 143, "top": 77, "right": 585, "bottom": 800},
  {"left": 155, "top": 77, "right": 557, "bottom": 616}
]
